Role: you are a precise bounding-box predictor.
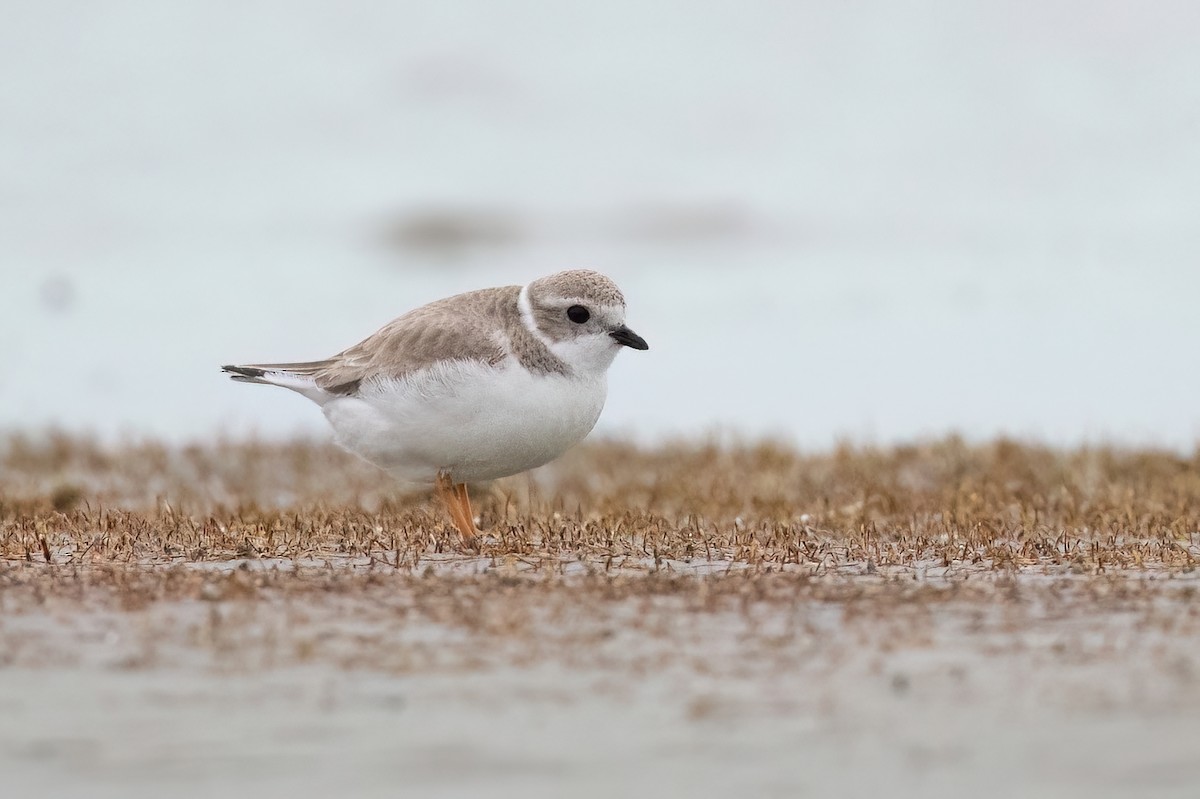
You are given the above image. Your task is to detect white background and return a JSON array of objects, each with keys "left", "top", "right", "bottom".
[{"left": 3, "top": 1, "right": 1198, "bottom": 448}]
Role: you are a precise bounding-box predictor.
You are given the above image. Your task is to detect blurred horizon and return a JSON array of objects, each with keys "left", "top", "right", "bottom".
[{"left": 3, "top": 1, "right": 1199, "bottom": 450}]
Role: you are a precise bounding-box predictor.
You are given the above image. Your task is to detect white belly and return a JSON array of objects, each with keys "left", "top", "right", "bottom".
[{"left": 322, "top": 360, "right": 607, "bottom": 484}]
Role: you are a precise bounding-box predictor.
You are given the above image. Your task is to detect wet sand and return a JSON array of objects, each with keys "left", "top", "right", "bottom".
[{"left": 2, "top": 436, "right": 1199, "bottom": 797}]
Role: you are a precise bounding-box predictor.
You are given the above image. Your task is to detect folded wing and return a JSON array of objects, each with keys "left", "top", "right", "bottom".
[{"left": 222, "top": 286, "right": 519, "bottom": 402}]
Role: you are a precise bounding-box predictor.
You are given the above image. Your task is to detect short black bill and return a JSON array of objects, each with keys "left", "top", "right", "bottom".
[{"left": 610, "top": 325, "right": 649, "bottom": 350}]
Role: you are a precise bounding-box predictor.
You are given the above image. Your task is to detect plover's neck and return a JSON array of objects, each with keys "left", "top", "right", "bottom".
[
  {"left": 509, "top": 285, "right": 572, "bottom": 377},
  {"left": 518, "top": 284, "right": 555, "bottom": 350}
]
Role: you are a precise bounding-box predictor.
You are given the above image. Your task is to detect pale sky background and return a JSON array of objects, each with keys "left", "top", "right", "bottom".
[{"left": 2, "top": 1, "right": 1198, "bottom": 448}]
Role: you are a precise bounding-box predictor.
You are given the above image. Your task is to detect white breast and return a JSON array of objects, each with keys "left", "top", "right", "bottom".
[{"left": 321, "top": 359, "right": 607, "bottom": 484}]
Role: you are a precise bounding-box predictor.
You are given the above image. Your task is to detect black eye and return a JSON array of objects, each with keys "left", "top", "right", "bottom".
[{"left": 567, "top": 305, "right": 590, "bottom": 324}]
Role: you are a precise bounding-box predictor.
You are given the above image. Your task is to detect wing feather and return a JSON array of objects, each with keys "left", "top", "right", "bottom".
[{"left": 266, "top": 286, "right": 520, "bottom": 395}]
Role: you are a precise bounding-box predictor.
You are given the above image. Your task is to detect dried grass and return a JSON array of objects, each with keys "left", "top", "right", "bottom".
[
  {"left": 2, "top": 432, "right": 1198, "bottom": 573},
  {"left": 3, "top": 433, "right": 1200, "bottom": 676}
]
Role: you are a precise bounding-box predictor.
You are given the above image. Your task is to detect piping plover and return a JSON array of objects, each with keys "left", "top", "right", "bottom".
[{"left": 222, "top": 269, "right": 648, "bottom": 547}]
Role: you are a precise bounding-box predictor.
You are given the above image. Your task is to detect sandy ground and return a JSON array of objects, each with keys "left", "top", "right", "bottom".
[
  {"left": 2, "top": 565, "right": 1199, "bottom": 798},
  {"left": 3, "top": 436, "right": 1200, "bottom": 797}
]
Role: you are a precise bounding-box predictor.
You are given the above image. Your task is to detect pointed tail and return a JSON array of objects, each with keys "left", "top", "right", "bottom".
[{"left": 221, "top": 362, "right": 333, "bottom": 405}]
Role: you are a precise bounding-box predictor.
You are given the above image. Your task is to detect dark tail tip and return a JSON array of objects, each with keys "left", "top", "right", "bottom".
[{"left": 222, "top": 364, "right": 267, "bottom": 379}]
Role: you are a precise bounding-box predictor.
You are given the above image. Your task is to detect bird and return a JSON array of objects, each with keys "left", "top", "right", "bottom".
[{"left": 222, "top": 269, "right": 648, "bottom": 548}]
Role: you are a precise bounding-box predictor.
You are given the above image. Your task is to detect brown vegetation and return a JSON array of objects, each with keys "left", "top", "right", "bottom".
[
  {"left": 2, "top": 433, "right": 1199, "bottom": 679},
  {"left": 2, "top": 433, "right": 1197, "bottom": 573}
]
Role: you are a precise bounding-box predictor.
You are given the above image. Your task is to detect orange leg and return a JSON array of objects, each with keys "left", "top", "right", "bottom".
[
  {"left": 455, "top": 483, "right": 474, "bottom": 531},
  {"left": 435, "top": 471, "right": 479, "bottom": 549}
]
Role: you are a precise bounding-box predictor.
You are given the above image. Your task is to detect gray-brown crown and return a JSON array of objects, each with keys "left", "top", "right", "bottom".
[{"left": 526, "top": 269, "right": 626, "bottom": 307}]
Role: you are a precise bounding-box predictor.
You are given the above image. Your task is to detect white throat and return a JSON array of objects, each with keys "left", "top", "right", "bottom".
[{"left": 551, "top": 336, "right": 620, "bottom": 378}]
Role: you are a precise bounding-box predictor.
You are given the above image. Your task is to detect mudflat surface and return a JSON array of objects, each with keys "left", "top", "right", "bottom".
[{"left": 3, "top": 436, "right": 1199, "bottom": 798}]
